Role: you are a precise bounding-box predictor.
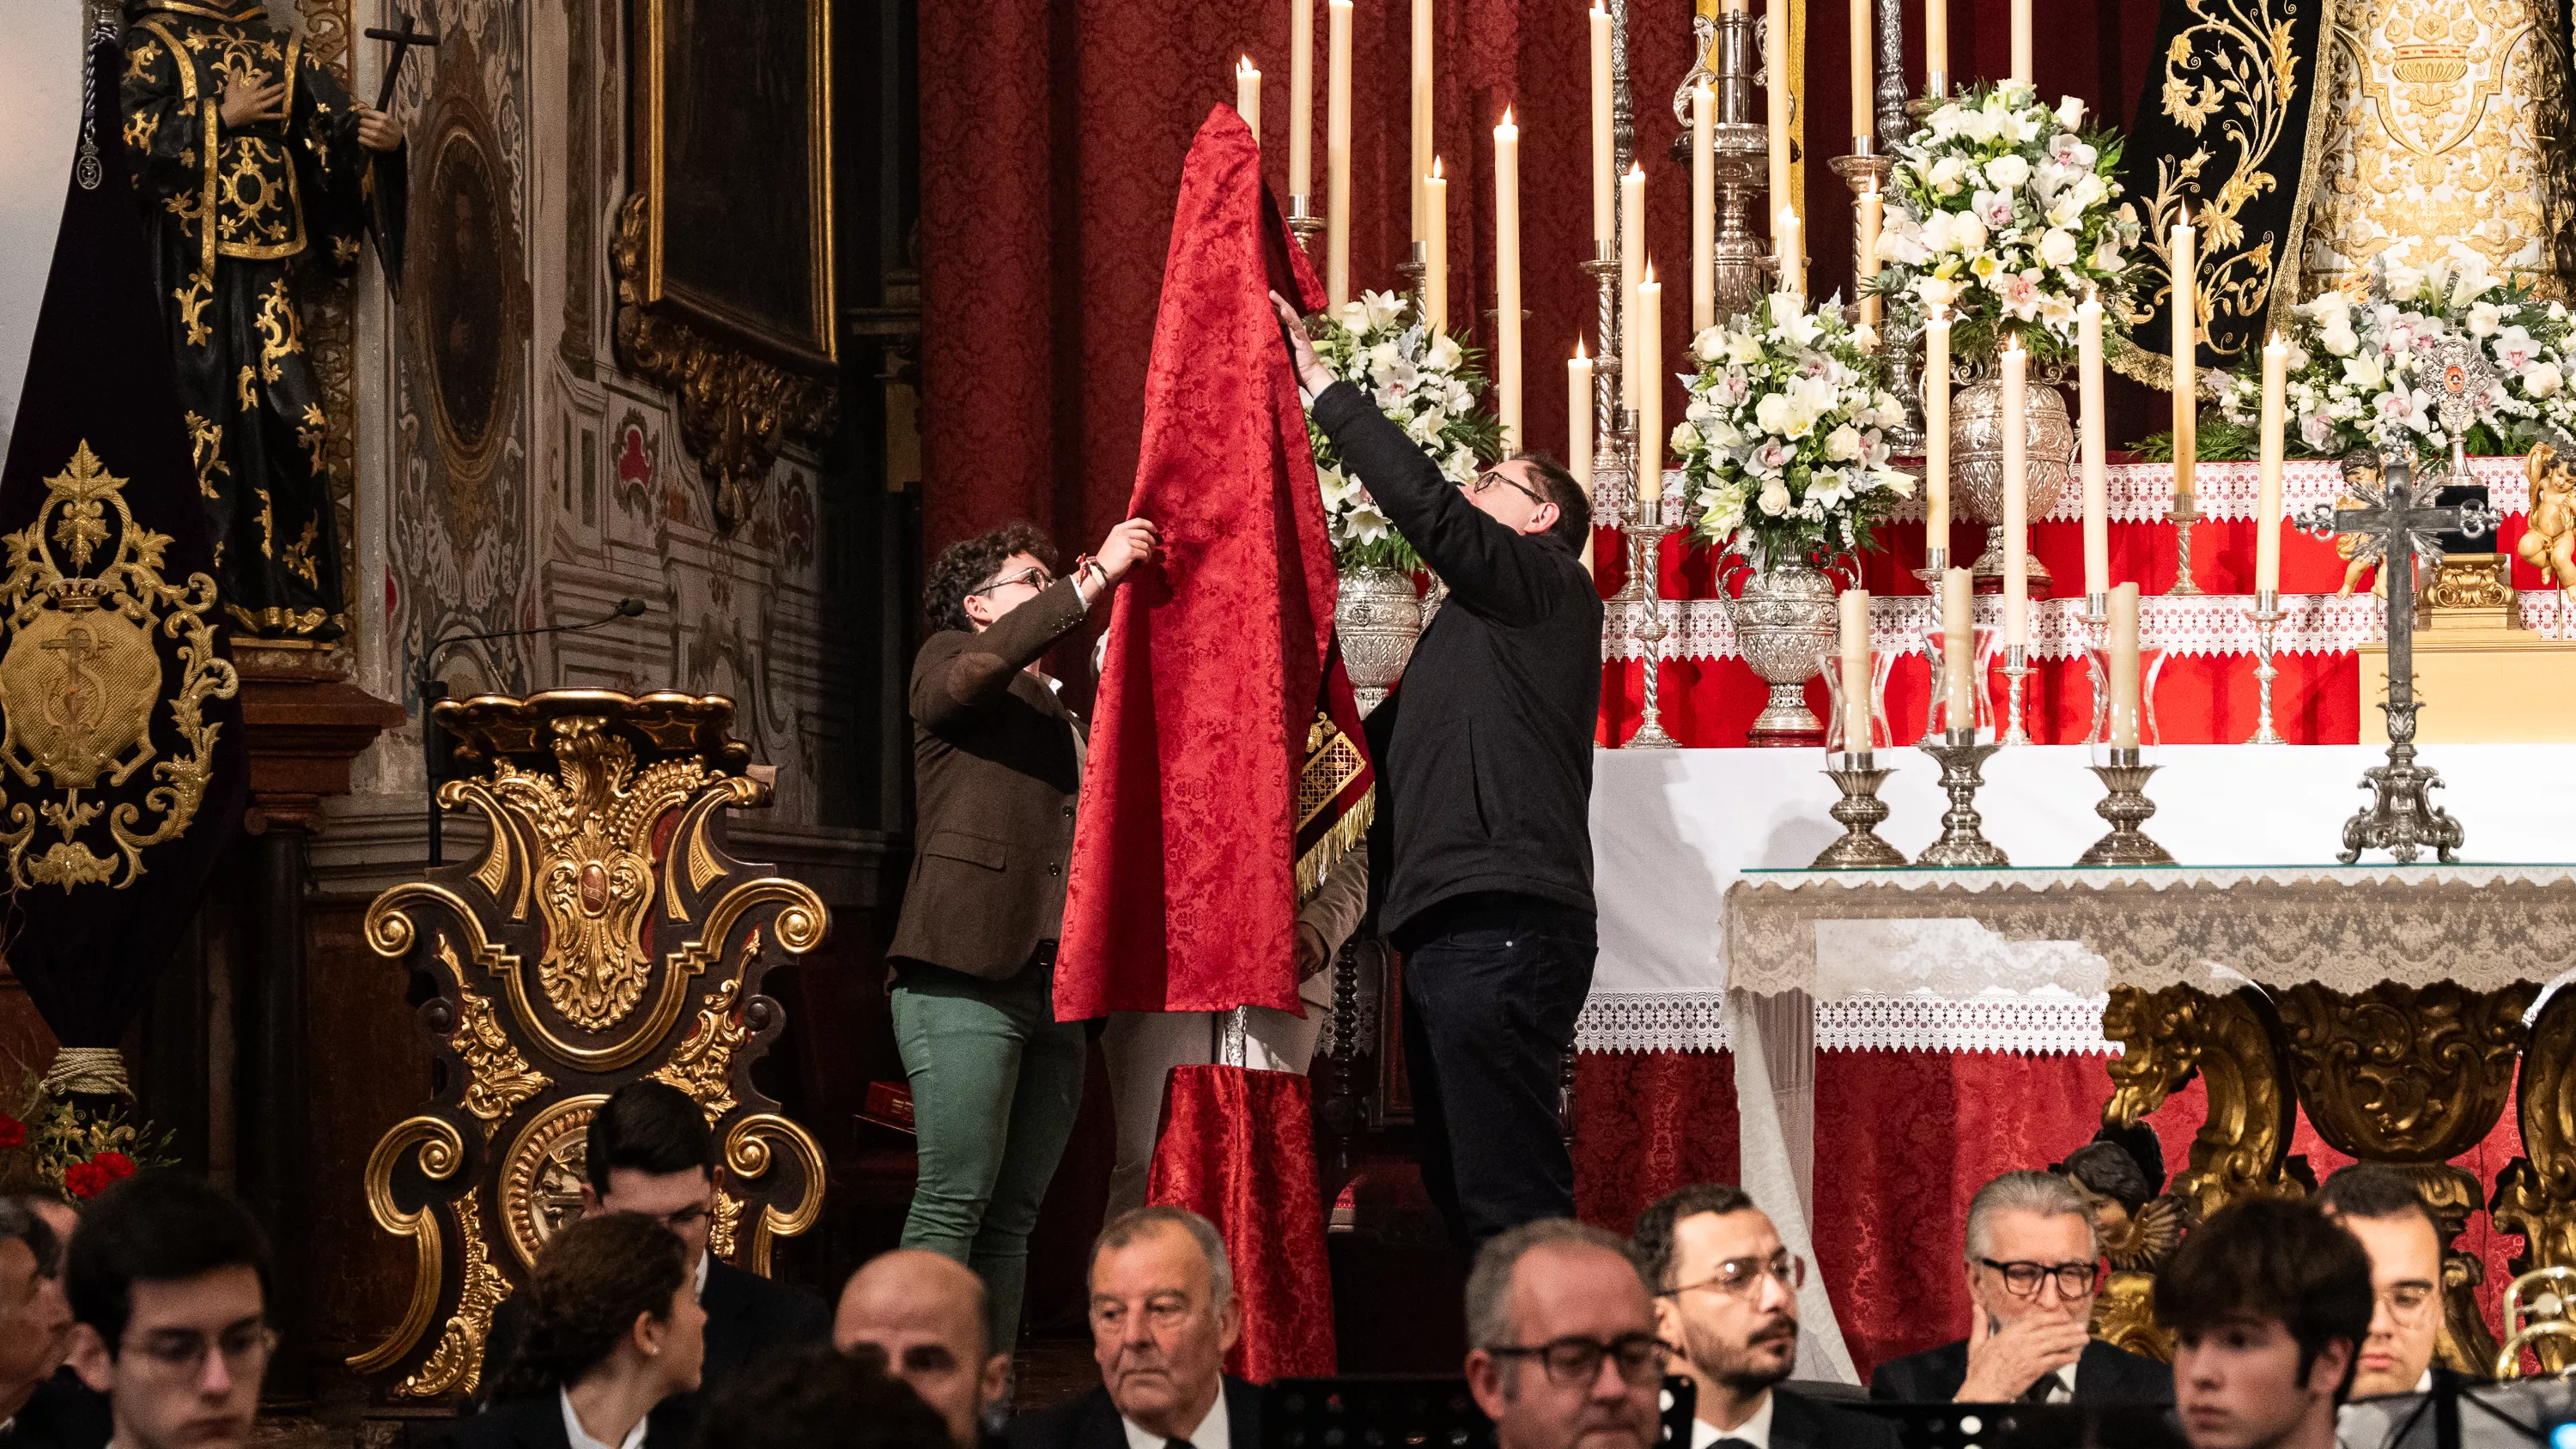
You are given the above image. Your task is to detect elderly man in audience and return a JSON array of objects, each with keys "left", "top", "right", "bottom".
[
  {"left": 1869, "top": 1170, "right": 2171, "bottom": 1404},
  {"left": 1006, "top": 1208, "right": 1255, "bottom": 1449},
  {"left": 835, "top": 1250, "right": 1010, "bottom": 1449},
  {"left": 2312, "top": 1167, "right": 2461, "bottom": 1400},
  {"left": 1464, "top": 1220, "right": 1665, "bottom": 1449},
  {"left": 1631, "top": 1185, "right": 1894, "bottom": 1449},
  {"left": 2160, "top": 1198, "right": 2371, "bottom": 1449}
]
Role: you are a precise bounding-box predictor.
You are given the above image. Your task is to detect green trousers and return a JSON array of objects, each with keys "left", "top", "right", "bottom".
[{"left": 892, "top": 957, "right": 1086, "bottom": 1350}]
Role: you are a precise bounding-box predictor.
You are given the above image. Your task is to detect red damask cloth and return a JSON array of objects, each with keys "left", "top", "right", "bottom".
[
  {"left": 1056, "top": 106, "right": 1346, "bottom": 1020},
  {"left": 1147, "top": 1065, "right": 1338, "bottom": 1379}
]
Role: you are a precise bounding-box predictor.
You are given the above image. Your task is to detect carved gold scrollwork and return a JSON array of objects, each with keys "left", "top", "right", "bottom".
[
  {"left": 647, "top": 958, "right": 753, "bottom": 1121},
  {"left": 721, "top": 1113, "right": 825, "bottom": 1278},
  {"left": 347, "top": 1116, "right": 467, "bottom": 1374},
  {"left": 499, "top": 1094, "right": 607, "bottom": 1273},
  {"left": 2494, "top": 984, "right": 2576, "bottom": 1374},
  {"left": 2091, "top": 1270, "right": 2173, "bottom": 1364},
  {"left": 2103, "top": 985, "right": 2300, "bottom": 1220},
  {"left": 445, "top": 944, "right": 551, "bottom": 1133},
  {"left": 2275, "top": 981, "right": 2532, "bottom": 1165},
  {"left": 395, "top": 1186, "right": 510, "bottom": 1399}
]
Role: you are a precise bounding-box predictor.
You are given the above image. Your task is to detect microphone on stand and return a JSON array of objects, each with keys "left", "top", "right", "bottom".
[{"left": 415, "top": 597, "right": 649, "bottom": 865}]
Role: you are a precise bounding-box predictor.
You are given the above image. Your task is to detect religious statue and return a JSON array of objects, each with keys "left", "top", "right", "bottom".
[
  {"left": 2335, "top": 452, "right": 2392, "bottom": 598},
  {"left": 2519, "top": 441, "right": 2576, "bottom": 595},
  {"left": 118, "top": 0, "right": 408, "bottom": 646}
]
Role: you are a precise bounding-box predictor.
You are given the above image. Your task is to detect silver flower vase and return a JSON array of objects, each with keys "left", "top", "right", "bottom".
[
  {"left": 1950, "top": 375, "right": 2075, "bottom": 591},
  {"left": 1335, "top": 564, "right": 1423, "bottom": 717},
  {"left": 1727, "top": 555, "right": 1838, "bottom": 748}
]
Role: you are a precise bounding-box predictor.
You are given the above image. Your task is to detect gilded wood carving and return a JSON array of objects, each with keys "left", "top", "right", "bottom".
[{"left": 350, "top": 691, "right": 827, "bottom": 1401}]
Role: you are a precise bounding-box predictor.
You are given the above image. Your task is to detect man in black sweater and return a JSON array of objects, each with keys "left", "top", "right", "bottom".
[{"left": 1274, "top": 293, "right": 1605, "bottom": 1252}]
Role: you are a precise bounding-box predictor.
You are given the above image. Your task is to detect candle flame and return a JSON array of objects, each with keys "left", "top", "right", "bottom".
[
  {"left": 1928, "top": 302, "right": 1950, "bottom": 322},
  {"left": 1628, "top": 162, "right": 1645, "bottom": 180},
  {"left": 1431, "top": 155, "right": 1443, "bottom": 180},
  {"left": 1694, "top": 78, "right": 1713, "bottom": 99},
  {"left": 1642, "top": 259, "right": 1657, "bottom": 285},
  {"left": 1500, "top": 106, "right": 1516, "bottom": 129},
  {"left": 2269, "top": 330, "right": 2285, "bottom": 349},
  {"left": 1238, "top": 55, "right": 1257, "bottom": 76},
  {"left": 1575, "top": 337, "right": 1589, "bottom": 361}
]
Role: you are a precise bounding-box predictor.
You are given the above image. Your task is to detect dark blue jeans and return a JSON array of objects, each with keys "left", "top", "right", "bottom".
[{"left": 1399, "top": 892, "right": 1598, "bottom": 1252}]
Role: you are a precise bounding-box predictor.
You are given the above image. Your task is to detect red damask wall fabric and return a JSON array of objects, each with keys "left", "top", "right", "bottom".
[
  {"left": 1148, "top": 1065, "right": 1339, "bottom": 1379},
  {"left": 917, "top": 2, "right": 2166, "bottom": 569}
]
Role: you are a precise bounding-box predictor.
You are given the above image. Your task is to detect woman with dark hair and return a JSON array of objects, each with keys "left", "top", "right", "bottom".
[
  {"left": 440, "top": 1213, "right": 706, "bottom": 1449},
  {"left": 889, "top": 512, "right": 1156, "bottom": 1353}
]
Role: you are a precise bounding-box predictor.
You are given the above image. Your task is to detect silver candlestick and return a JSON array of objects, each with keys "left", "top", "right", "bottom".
[
  {"left": 1813, "top": 752, "right": 1908, "bottom": 868},
  {"left": 1874, "top": 0, "right": 1912, "bottom": 142},
  {"left": 1286, "top": 195, "right": 1325, "bottom": 258},
  {"left": 1828, "top": 148, "right": 1893, "bottom": 334},
  {"left": 1915, "top": 735, "right": 2008, "bottom": 866},
  {"left": 2246, "top": 588, "right": 2287, "bottom": 745},
  {"left": 2082, "top": 591, "right": 2110, "bottom": 743},
  {"left": 2000, "top": 642, "right": 2032, "bottom": 746},
  {"left": 2077, "top": 748, "right": 2175, "bottom": 865},
  {"left": 2165, "top": 493, "right": 2204, "bottom": 596},
  {"left": 1396, "top": 239, "right": 1427, "bottom": 306},
  {"left": 1625, "top": 500, "right": 1681, "bottom": 749}
]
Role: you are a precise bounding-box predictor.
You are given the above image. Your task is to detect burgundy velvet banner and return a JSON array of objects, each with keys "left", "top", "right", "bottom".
[{"left": 1148, "top": 1064, "right": 1338, "bottom": 1379}]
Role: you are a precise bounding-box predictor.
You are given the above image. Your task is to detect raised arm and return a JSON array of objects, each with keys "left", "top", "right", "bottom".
[{"left": 911, "top": 577, "right": 1091, "bottom": 732}]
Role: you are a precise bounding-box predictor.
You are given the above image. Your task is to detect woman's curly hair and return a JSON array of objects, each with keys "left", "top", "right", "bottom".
[
  {"left": 923, "top": 521, "right": 1058, "bottom": 635},
  {"left": 490, "top": 1211, "right": 690, "bottom": 1403}
]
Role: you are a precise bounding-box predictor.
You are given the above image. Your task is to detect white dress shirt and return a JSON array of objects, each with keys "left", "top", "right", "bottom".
[
  {"left": 1689, "top": 1389, "right": 1776, "bottom": 1449},
  {"left": 1118, "top": 1391, "right": 1230, "bottom": 1449},
  {"left": 2032, "top": 1362, "right": 2077, "bottom": 1404},
  {"left": 560, "top": 1388, "right": 649, "bottom": 1449}
]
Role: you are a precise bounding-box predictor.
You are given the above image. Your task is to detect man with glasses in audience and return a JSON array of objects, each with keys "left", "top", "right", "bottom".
[
  {"left": 2312, "top": 1167, "right": 2459, "bottom": 1400},
  {"left": 1631, "top": 1185, "right": 1895, "bottom": 1449},
  {"left": 895, "top": 515, "right": 1157, "bottom": 1353},
  {"left": 61, "top": 1174, "right": 270, "bottom": 1449},
  {"left": 1870, "top": 1170, "right": 2171, "bottom": 1404},
  {"left": 1463, "top": 1220, "right": 1666, "bottom": 1449}
]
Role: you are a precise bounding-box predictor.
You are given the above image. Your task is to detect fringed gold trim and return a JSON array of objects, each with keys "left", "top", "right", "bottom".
[
  {"left": 1295, "top": 787, "right": 1372, "bottom": 906},
  {"left": 2109, "top": 332, "right": 2173, "bottom": 392},
  {"left": 2274, "top": 0, "right": 2339, "bottom": 328}
]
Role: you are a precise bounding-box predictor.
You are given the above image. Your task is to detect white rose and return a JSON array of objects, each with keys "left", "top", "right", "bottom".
[
  {"left": 1950, "top": 209, "right": 1989, "bottom": 253},
  {"left": 2038, "top": 228, "right": 2079, "bottom": 267},
  {"left": 2056, "top": 96, "right": 2086, "bottom": 129},
  {"left": 2526, "top": 361, "right": 2563, "bottom": 398},
  {"left": 1984, "top": 154, "right": 2032, "bottom": 190},
  {"left": 2385, "top": 265, "right": 2424, "bottom": 302},
  {"left": 2321, "top": 324, "right": 2358, "bottom": 357},
  {"left": 1693, "top": 327, "right": 1728, "bottom": 362},
  {"left": 1758, "top": 478, "right": 1792, "bottom": 516},
  {"left": 1824, "top": 423, "right": 1863, "bottom": 462},
  {"left": 1928, "top": 155, "right": 1968, "bottom": 194},
  {"left": 2091, "top": 237, "right": 2123, "bottom": 271},
  {"left": 1429, "top": 333, "right": 1464, "bottom": 370},
  {"left": 1754, "top": 393, "right": 1794, "bottom": 436},
  {"left": 2469, "top": 301, "right": 2506, "bottom": 338}
]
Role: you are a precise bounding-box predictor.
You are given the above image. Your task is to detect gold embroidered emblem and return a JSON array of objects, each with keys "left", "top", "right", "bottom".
[
  {"left": 253, "top": 276, "right": 301, "bottom": 382},
  {"left": 172, "top": 272, "right": 212, "bottom": 349},
  {"left": 183, "top": 412, "right": 227, "bottom": 498},
  {"left": 0, "top": 441, "right": 238, "bottom": 891}
]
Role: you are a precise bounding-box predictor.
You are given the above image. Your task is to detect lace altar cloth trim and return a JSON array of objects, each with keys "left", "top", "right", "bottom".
[
  {"left": 1722, "top": 864, "right": 2576, "bottom": 998},
  {"left": 1589, "top": 456, "right": 2533, "bottom": 526},
  {"left": 1572, "top": 991, "right": 2118, "bottom": 1055}
]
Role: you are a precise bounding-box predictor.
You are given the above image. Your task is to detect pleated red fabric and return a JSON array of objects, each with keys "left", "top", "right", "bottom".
[{"left": 1147, "top": 1064, "right": 1338, "bottom": 1379}]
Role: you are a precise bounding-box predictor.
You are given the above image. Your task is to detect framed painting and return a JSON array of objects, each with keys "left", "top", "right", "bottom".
[{"left": 629, "top": 0, "right": 835, "bottom": 371}]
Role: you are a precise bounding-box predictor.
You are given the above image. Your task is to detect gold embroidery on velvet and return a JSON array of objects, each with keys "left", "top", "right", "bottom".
[{"left": 183, "top": 412, "right": 228, "bottom": 499}]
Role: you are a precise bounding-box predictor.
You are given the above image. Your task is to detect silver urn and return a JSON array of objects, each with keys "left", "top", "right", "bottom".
[
  {"left": 1950, "top": 377, "right": 2075, "bottom": 587},
  {"left": 1334, "top": 564, "right": 1423, "bottom": 717},
  {"left": 1726, "top": 557, "right": 1840, "bottom": 746}
]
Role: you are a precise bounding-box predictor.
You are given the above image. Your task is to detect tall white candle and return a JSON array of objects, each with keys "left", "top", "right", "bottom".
[
  {"left": 1926, "top": 305, "right": 1951, "bottom": 549},
  {"left": 1637, "top": 264, "right": 1663, "bottom": 504},
  {"left": 1777, "top": 208, "right": 1802, "bottom": 296},
  {"left": 2079, "top": 292, "right": 2109, "bottom": 598},
  {"left": 1291, "top": 0, "right": 1313, "bottom": 197},
  {"left": 1850, "top": 0, "right": 1873, "bottom": 144},
  {"left": 1767, "top": 0, "right": 1792, "bottom": 232},
  {"left": 2002, "top": 341, "right": 2029, "bottom": 649},
  {"left": 2108, "top": 582, "right": 2142, "bottom": 749},
  {"left": 1839, "top": 587, "right": 1873, "bottom": 750},
  {"left": 1495, "top": 112, "right": 1522, "bottom": 449},
  {"left": 1591, "top": 4, "right": 1614, "bottom": 252},
  {"left": 1692, "top": 82, "right": 1716, "bottom": 335},
  {"left": 2171, "top": 213, "right": 2197, "bottom": 505},
  {"left": 1943, "top": 567, "right": 1975, "bottom": 734},
  {"left": 1622, "top": 165, "right": 1647, "bottom": 409},
  {"left": 1925, "top": 0, "right": 1948, "bottom": 88},
  {"left": 1326, "top": 0, "right": 1352, "bottom": 306},
  {"left": 1423, "top": 159, "right": 1448, "bottom": 333},
  {"left": 1236, "top": 57, "right": 1261, "bottom": 142},
  {"left": 1412, "top": 0, "right": 1433, "bottom": 242},
  {"left": 1571, "top": 343, "right": 1595, "bottom": 573},
  {"left": 2010, "top": 0, "right": 2032, "bottom": 84},
  {"left": 2257, "top": 332, "right": 2287, "bottom": 593}
]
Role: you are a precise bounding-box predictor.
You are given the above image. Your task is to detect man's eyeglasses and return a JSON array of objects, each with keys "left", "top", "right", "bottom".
[
  {"left": 1978, "top": 1258, "right": 2103, "bottom": 1299},
  {"left": 1464, "top": 468, "right": 1547, "bottom": 508},
  {"left": 969, "top": 565, "right": 1054, "bottom": 597},
  {"left": 1663, "top": 1252, "right": 1807, "bottom": 1300},
  {"left": 1486, "top": 1331, "right": 1671, "bottom": 1387},
  {"left": 2376, "top": 1282, "right": 2437, "bottom": 1324},
  {"left": 127, "top": 1323, "right": 276, "bottom": 1379}
]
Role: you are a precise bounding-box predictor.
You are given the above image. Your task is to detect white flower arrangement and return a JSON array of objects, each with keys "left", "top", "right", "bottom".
[
  {"left": 1872, "top": 80, "right": 2142, "bottom": 367},
  {"left": 1303, "top": 289, "right": 1503, "bottom": 573},
  {"left": 2218, "top": 257, "right": 2576, "bottom": 461},
  {"left": 1675, "top": 291, "right": 1915, "bottom": 564}
]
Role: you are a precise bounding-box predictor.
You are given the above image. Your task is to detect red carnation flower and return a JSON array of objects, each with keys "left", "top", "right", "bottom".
[
  {"left": 0, "top": 1114, "right": 23, "bottom": 1151},
  {"left": 63, "top": 1162, "right": 109, "bottom": 1199},
  {"left": 94, "top": 1151, "right": 135, "bottom": 1181}
]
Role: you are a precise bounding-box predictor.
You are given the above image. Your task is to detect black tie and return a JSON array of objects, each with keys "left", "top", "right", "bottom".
[
  {"left": 1167, "top": 1440, "right": 1194, "bottom": 1449},
  {"left": 1715, "top": 1439, "right": 1759, "bottom": 1449},
  {"left": 2022, "top": 1375, "right": 2058, "bottom": 1403}
]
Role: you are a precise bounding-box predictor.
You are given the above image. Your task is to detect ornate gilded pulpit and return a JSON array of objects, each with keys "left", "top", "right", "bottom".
[{"left": 349, "top": 691, "right": 828, "bottom": 1404}]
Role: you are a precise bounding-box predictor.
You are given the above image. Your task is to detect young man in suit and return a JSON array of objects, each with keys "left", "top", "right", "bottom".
[
  {"left": 1462, "top": 1220, "right": 1665, "bottom": 1449},
  {"left": 835, "top": 1250, "right": 1009, "bottom": 1449},
  {"left": 894, "top": 517, "right": 1157, "bottom": 1351},
  {"left": 61, "top": 1175, "right": 270, "bottom": 1449},
  {"left": 2312, "top": 1167, "right": 2458, "bottom": 1400},
  {"left": 477, "top": 1083, "right": 829, "bottom": 1439},
  {"left": 1631, "top": 1185, "right": 1897, "bottom": 1449},
  {"left": 1005, "top": 1208, "right": 1256, "bottom": 1449},
  {"left": 2160, "top": 1199, "right": 2371, "bottom": 1449},
  {"left": 1868, "top": 1171, "right": 2171, "bottom": 1404}
]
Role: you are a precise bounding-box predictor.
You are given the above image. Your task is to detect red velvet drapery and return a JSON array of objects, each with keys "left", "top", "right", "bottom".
[{"left": 918, "top": 1, "right": 2171, "bottom": 569}]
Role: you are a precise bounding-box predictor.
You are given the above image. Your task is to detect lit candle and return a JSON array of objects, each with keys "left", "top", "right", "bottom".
[
  {"left": 1236, "top": 57, "right": 1261, "bottom": 141},
  {"left": 1622, "top": 165, "right": 1646, "bottom": 409},
  {"left": 1850, "top": 0, "right": 1873, "bottom": 145},
  {"left": 1638, "top": 263, "right": 1663, "bottom": 505},
  {"left": 1423, "top": 159, "right": 1448, "bottom": 333},
  {"left": 1839, "top": 587, "right": 1873, "bottom": 751},
  {"left": 1856, "top": 185, "right": 1882, "bottom": 335},
  {"left": 1943, "top": 567, "right": 1975, "bottom": 735},
  {"left": 1571, "top": 342, "right": 1595, "bottom": 573},
  {"left": 1777, "top": 207, "right": 1802, "bottom": 296},
  {"left": 1926, "top": 305, "right": 1951, "bottom": 549},
  {"left": 1692, "top": 82, "right": 1716, "bottom": 335},
  {"left": 1766, "top": 0, "right": 1792, "bottom": 228},
  {"left": 2108, "top": 582, "right": 2142, "bottom": 749},
  {"left": 1326, "top": 0, "right": 1352, "bottom": 306},
  {"left": 2079, "top": 292, "right": 2110, "bottom": 598},
  {"left": 1291, "top": 0, "right": 1313, "bottom": 197},
  {"left": 2171, "top": 212, "right": 2196, "bottom": 505},
  {"left": 2002, "top": 340, "right": 2029, "bottom": 650},
  {"left": 1925, "top": 0, "right": 1947, "bottom": 89},
  {"left": 2011, "top": 0, "right": 2032, "bottom": 84},
  {"left": 1591, "top": 3, "right": 1613, "bottom": 252},
  {"left": 2257, "top": 331, "right": 2287, "bottom": 594},
  {"left": 1495, "top": 112, "right": 1522, "bottom": 449},
  {"left": 1412, "top": 0, "right": 1433, "bottom": 243}
]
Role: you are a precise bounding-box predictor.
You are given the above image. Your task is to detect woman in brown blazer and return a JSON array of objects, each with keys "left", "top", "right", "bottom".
[{"left": 889, "top": 515, "right": 1156, "bottom": 1355}]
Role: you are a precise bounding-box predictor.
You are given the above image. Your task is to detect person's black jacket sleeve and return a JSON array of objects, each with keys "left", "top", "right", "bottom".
[
  {"left": 1311, "top": 381, "right": 1567, "bottom": 626},
  {"left": 914, "top": 579, "right": 1090, "bottom": 733}
]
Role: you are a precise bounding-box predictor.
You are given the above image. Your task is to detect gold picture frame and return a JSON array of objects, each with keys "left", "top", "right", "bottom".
[{"left": 629, "top": 0, "right": 835, "bottom": 371}]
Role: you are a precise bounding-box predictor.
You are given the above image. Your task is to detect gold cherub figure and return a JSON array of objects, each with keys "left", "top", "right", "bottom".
[
  {"left": 2334, "top": 449, "right": 2388, "bottom": 599},
  {"left": 2518, "top": 442, "right": 2576, "bottom": 598}
]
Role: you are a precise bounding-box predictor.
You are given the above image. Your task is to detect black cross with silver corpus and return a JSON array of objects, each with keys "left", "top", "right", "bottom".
[{"left": 2292, "top": 333, "right": 2503, "bottom": 864}]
